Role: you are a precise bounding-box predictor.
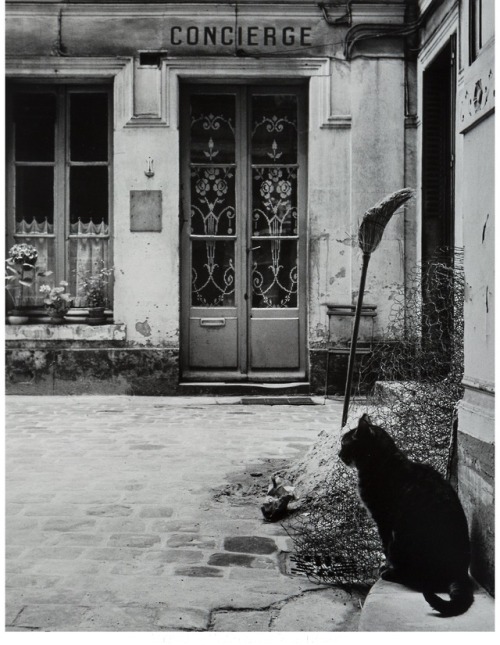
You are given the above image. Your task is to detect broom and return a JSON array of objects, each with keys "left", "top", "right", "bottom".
[{"left": 341, "top": 188, "right": 414, "bottom": 428}]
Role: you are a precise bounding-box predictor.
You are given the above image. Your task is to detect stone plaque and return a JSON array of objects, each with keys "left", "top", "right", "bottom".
[{"left": 130, "top": 190, "right": 162, "bottom": 232}]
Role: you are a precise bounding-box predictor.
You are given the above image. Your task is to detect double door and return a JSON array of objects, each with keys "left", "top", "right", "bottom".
[{"left": 180, "top": 84, "right": 307, "bottom": 381}]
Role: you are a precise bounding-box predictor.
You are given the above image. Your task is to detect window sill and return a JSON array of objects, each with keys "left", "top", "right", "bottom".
[{"left": 5, "top": 323, "right": 126, "bottom": 342}]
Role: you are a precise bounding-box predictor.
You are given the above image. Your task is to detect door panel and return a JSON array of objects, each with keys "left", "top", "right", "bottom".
[
  {"left": 250, "top": 316, "right": 300, "bottom": 368},
  {"left": 180, "top": 84, "right": 307, "bottom": 381}
]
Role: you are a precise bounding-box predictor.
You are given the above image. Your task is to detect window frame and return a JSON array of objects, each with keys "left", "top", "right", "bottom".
[{"left": 6, "top": 82, "right": 113, "bottom": 309}]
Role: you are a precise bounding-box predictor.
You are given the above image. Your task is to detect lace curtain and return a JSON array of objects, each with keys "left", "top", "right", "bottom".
[{"left": 14, "top": 218, "right": 109, "bottom": 308}]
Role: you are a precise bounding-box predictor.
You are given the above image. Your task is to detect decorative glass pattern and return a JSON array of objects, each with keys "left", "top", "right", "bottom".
[
  {"left": 190, "top": 94, "right": 237, "bottom": 307},
  {"left": 252, "top": 240, "right": 298, "bottom": 308},
  {"left": 190, "top": 166, "right": 235, "bottom": 236},
  {"left": 252, "top": 167, "right": 297, "bottom": 236},
  {"left": 190, "top": 94, "right": 235, "bottom": 163},
  {"left": 191, "top": 240, "right": 235, "bottom": 307},
  {"left": 251, "top": 93, "right": 299, "bottom": 308},
  {"left": 251, "top": 95, "right": 297, "bottom": 164}
]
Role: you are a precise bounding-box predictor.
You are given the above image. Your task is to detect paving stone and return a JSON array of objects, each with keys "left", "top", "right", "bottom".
[
  {"left": 23, "top": 546, "right": 86, "bottom": 560},
  {"left": 13, "top": 604, "right": 91, "bottom": 630},
  {"left": 159, "top": 550, "right": 204, "bottom": 564},
  {"left": 156, "top": 607, "right": 210, "bottom": 630},
  {"left": 270, "top": 589, "right": 362, "bottom": 632},
  {"left": 83, "top": 547, "right": 148, "bottom": 561},
  {"left": 224, "top": 536, "right": 278, "bottom": 555},
  {"left": 228, "top": 568, "right": 280, "bottom": 580},
  {"left": 139, "top": 506, "right": 174, "bottom": 518},
  {"left": 148, "top": 520, "right": 200, "bottom": 533},
  {"left": 175, "top": 566, "right": 224, "bottom": 578},
  {"left": 45, "top": 533, "right": 105, "bottom": 546},
  {"left": 96, "top": 518, "right": 147, "bottom": 533},
  {"left": 167, "top": 534, "right": 216, "bottom": 549},
  {"left": 42, "top": 518, "right": 97, "bottom": 532},
  {"left": 6, "top": 574, "right": 64, "bottom": 590},
  {"left": 109, "top": 561, "right": 165, "bottom": 576},
  {"left": 86, "top": 504, "right": 133, "bottom": 517},
  {"left": 208, "top": 553, "right": 255, "bottom": 568},
  {"left": 211, "top": 609, "right": 272, "bottom": 631},
  {"left": 107, "top": 534, "right": 161, "bottom": 548},
  {"left": 78, "top": 603, "right": 158, "bottom": 631}
]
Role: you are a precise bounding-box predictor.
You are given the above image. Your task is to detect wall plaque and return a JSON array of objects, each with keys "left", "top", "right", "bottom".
[{"left": 130, "top": 190, "right": 162, "bottom": 232}]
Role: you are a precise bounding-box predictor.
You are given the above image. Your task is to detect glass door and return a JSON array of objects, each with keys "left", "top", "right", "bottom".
[{"left": 180, "top": 84, "right": 307, "bottom": 381}]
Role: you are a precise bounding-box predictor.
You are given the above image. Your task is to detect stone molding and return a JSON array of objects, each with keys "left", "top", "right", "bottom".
[
  {"left": 5, "top": 56, "right": 134, "bottom": 128},
  {"left": 163, "top": 56, "right": 341, "bottom": 130},
  {"left": 5, "top": 324, "right": 127, "bottom": 343},
  {"left": 418, "top": 1, "right": 458, "bottom": 67}
]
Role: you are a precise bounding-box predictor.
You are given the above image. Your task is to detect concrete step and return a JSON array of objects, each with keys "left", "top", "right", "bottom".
[{"left": 359, "top": 579, "right": 495, "bottom": 631}]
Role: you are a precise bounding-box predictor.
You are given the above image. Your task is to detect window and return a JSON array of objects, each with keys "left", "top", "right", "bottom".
[
  {"left": 6, "top": 85, "right": 112, "bottom": 308},
  {"left": 470, "top": 0, "right": 494, "bottom": 63}
]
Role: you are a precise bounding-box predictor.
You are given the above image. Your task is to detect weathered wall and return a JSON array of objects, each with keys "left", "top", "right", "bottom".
[
  {"left": 457, "top": 39, "right": 495, "bottom": 593},
  {"left": 417, "top": 0, "right": 495, "bottom": 593},
  {"left": 5, "top": 0, "right": 413, "bottom": 390}
]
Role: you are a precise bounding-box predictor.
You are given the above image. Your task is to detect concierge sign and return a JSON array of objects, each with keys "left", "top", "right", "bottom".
[
  {"left": 168, "top": 24, "right": 313, "bottom": 48},
  {"left": 155, "top": 15, "right": 330, "bottom": 56}
]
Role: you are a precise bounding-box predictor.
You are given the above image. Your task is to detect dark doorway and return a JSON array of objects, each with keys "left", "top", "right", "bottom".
[
  {"left": 422, "top": 37, "right": 456, "bottom": 263},
  {"left": 421, "top": 37, "right": 457, "bottom": 375}
]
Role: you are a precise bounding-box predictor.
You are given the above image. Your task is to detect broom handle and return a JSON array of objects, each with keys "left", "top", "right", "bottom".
[{"left": 341, "top": 252, "right": 371, "bottom": 428}]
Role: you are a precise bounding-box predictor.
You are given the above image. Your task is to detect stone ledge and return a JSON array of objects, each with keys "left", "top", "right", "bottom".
[
  {"left": 5, "top": 324, "right": 127, "bottom": 343},
  {"left": 359, "top": 579, "right": 495, "bottom": 632}
]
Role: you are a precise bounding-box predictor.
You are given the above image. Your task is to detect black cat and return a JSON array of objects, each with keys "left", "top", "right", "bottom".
[{"left": 339, "top": 413, "right": 473, "bottom": 617}]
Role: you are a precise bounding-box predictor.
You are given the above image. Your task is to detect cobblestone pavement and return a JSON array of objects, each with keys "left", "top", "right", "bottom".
[{"left": 5, "top": 395, "right": 363, "bottom": 632}]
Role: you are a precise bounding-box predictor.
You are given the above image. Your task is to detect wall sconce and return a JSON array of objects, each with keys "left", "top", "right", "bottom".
[{"left": 145, "top": 157, "right": 155, "bottom": 178}]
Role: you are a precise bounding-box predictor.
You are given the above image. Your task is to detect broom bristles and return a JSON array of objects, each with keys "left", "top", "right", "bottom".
[{"left": 358, "top": 188, "right": 414, "bottom": 254}]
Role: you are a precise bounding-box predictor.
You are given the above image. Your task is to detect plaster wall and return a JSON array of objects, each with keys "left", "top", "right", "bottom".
[
  {"left": 5, "top": 0, "right": 414, "bottom": 388},
  {"left": 113, "top": 125, "right": 180, "bottom": 346}
]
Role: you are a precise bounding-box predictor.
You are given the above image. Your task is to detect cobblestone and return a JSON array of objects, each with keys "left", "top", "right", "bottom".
[{"left": 5, "top": 395, "right": 351, "bottom": 632}]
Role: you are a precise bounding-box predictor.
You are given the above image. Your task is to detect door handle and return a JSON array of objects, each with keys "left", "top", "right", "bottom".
[{"left": 200, "top": 318, "right": 226, "bottom": 327}]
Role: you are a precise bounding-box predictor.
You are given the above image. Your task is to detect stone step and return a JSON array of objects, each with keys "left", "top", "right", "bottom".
[{"left": 359, "top": 578, "right": 495, "bottom": 632}]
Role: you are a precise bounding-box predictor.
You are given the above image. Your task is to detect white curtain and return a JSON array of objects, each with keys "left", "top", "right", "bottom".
[{"left": 14, "top": 218, "right": 109, "bottom": 308}]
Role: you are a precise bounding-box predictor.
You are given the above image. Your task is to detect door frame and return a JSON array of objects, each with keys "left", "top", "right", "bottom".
[{"left": 179, "top": 81, "right": 308, "bottom": 382}]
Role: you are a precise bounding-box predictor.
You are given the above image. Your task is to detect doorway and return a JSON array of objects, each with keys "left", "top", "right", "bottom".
[{"left": 180, "top": 84, "right": 307, "bottom": 381}]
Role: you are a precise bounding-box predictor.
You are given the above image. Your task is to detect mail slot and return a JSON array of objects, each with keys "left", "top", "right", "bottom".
[{"left": 200, "top": 318, "right": 226, "bottom": 327}]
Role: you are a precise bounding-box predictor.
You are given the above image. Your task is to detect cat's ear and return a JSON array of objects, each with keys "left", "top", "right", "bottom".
[{"left": 357, "top": 414, "right": 373, "bottom": 432}]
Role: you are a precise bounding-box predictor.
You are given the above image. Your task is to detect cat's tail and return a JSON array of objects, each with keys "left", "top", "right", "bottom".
[{"left": 423, "top": 579, "right": 474, "bottom": 617}]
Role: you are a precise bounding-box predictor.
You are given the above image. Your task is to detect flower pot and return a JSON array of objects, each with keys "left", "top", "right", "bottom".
[
  {"left": 7, "top": 311, "right": 30, "bottom": 325},
  {"left": 48, "top": 316, "right": 66, "bottom": 325},
  {"left": 87, "top": 306, "right": 106, "bottom": 325}
]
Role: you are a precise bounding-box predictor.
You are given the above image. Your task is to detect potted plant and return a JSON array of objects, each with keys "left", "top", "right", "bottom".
[
  {"left": 39, "top": 281, "right": 74, "bottom": 323},
  {"left": 5, "top": 243, "right": 52, "bottom": 324},
  {"left": 79, "top": 263, "right": 114, "bottom": 325}
]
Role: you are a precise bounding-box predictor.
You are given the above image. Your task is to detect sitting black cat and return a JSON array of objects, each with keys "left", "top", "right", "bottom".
[{"left": 339, "top": 413, "right": 473, "bottom": 617}]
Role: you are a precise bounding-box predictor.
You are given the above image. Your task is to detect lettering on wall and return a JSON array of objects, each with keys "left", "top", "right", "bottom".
[{"left": 168, "top": 25, "right": 312, "bottom": 47}]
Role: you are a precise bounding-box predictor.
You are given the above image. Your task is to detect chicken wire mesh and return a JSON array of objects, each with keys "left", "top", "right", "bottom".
[{"left": 285, "top": 252, "right": 464, "bottom": 586}]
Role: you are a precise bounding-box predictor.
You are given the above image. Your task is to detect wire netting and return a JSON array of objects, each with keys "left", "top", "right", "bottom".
[{"left": 286, "top": 252, "right": 464, "bottom": 586}]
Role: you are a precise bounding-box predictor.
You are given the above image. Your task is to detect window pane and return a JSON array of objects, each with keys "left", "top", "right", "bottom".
[
  {"left": 70, "top": 166, "right": 108, "bottom": 225},
  {"left": 15, "top": 166, "right": 54, "bottom": 225},
  {"left": 70, "top": 93, "right": 109, "bottom": 161},
  {"left": 192, "top": 240, "right": 235, "bottom": 306},
  {"left": 190, "top": 94, "right": 235, "bottom": 163},
  {"left": 251, "top": 95, "right": 298, "bottom": 164},
  {"left": 190, "top": 166, "right": 236, "bottom": 235},
  {"left": 70, "top": 238, "right": 110, "bottom": 307},
  {"left": 9, "top": 237, "right": 55, "bottom": 308},
  {"left": 252, "top": 167, "right": 297, "bottom": 236},
  {"left": 252, "top": 240, "right": 298, "bottom": 308},
  {"left": 14, "top": 93, "right": 56, "bottom": 162}
]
